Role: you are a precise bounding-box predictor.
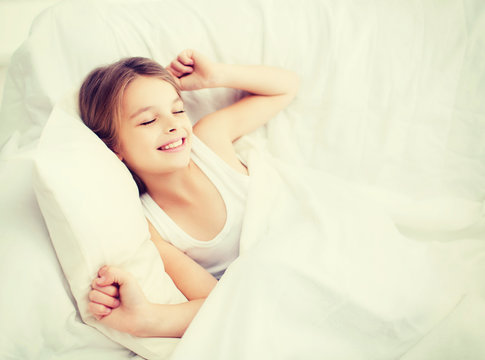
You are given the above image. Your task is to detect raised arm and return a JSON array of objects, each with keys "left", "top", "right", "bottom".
[{"left": 167, "top": 49, "right": 299, "bottom": 152}]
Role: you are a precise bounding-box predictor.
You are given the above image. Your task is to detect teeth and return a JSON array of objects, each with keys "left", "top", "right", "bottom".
[{"left": 161, "top": 139, "right": 183, "bottom": 150}]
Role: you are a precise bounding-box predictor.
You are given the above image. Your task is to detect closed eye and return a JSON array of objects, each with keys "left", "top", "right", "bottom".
[
  {"left": 173, "top": 110, "right": 185, "bottom": 114},
  {"left": 141, "top": 119, "right": 155, "bottom": 126}
]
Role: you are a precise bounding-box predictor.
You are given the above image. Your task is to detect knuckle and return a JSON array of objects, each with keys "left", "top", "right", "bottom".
[
  {"left": 104, "top": 265, "right": 115, "bottom": 278},
  {"left": 91, "top": 278, "right": 98, "bottom": 288}
]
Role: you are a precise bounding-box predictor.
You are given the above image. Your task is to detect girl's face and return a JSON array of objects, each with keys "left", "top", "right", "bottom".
[{"left": 115, "top": 75, "right": 192, "bottom": 179}]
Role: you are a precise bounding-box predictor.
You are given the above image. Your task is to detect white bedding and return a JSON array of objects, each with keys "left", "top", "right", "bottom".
[
  {"left": 0, "top": 0, "right": 484, "bottom": 359},
  {"left": 171, "top": 139, "right": 485, "bottom": 359}
]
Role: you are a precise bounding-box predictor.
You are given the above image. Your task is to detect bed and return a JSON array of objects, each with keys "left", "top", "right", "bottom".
[{"left": 1, "top": 0, "right": 484, "bottom": 359}]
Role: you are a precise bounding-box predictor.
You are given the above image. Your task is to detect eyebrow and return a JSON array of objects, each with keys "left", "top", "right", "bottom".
[{"left": 129, "top": 97, "right": 182, "bottom": 120}]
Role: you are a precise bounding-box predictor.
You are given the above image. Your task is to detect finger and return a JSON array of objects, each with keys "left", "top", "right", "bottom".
[
  {"left": 166, "top": 66, "right": 177, "bottom": 77},
  {"left": 166, "top": 68, "right": 183, "bottom": 88},
  {"left": 99, "top": 265, "right": 135, "bottom": 288},
  {"left": 166, "top": 64, "right": 183, "bottom": 78},
  {"left": 168, "top": 66, "right": 183, "bottom": 78},
  {"left": 170, "top": 60, "right": 193, "bottom": 76},
  {"left": 177, "top": 51, "right": 194, "bottom": 66},
  {"left": 166, "top": 66, "right": 176, "bottom": 77},
  {"left": 96, "top": 265, "right": 113, "bottom": 286},
  {"left": 88, "top": 301, "right": 112, "bottom": 319},
  {"left": 89, "top": 289, "right": 121, "bottom": 309},
  {"left": 170, "top": 62, "right": 193, "bottom": 77},
  {"left": 97, "top": 265, "right": 123, "bottom": 286},
  {"left": 91, "top": 280, "right": 119, "bottom": 297}
]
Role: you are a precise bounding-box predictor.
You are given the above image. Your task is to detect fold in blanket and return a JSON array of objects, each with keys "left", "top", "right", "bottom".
[{"left": 172, "top": 140, "right": 469, "bottom": 360}]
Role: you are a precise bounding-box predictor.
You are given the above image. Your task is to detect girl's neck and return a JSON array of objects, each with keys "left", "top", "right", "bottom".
[{"left": 143, "top": 160, "right": 201, "bottom": 206}]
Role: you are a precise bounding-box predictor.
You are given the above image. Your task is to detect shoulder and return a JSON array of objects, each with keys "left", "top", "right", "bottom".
[
  {"left": 147, "top": 219, "right": 166, "bottom": 245},
  {"left": 193, "top": 123, "right": 248, "bottom": 175}
]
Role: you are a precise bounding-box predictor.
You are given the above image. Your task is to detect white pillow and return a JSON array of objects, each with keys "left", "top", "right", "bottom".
[{"left": 33, "top": 90, "right": 187, "bottom": 360}]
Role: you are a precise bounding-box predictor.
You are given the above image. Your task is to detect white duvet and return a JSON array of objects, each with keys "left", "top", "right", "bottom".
[
  {"left": 171, "top": 140, "right": 484, "bottom": 359},
  {"left": 1, "top": 0, "right": 484, "bottom": 359}
]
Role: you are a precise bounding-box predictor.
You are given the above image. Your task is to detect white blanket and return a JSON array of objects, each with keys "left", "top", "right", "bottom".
[{"left": 171, "top": 140, "right": 484, "bottom": 359}]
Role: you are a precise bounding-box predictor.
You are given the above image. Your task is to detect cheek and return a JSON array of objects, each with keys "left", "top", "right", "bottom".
[
  {"left": 182, "top": 116, "right": 194, "bottom": 133},
  {"left": 118, "top": 143, "right": 147, "bottom": 173},
  {"left": 116, "top": 132, "right": 143, "bottom": 162}
]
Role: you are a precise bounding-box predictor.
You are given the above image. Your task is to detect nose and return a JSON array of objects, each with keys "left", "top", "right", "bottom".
[{"left": 163, "top": 116, "right": 178, "bottom": 134}]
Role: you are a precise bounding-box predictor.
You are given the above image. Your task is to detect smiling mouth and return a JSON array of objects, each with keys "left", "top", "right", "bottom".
[{"left": 158, "top": 138, "right": 185, "bottom": 151}]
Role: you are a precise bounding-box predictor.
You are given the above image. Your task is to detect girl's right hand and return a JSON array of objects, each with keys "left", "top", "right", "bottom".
[
  {"left": 88, "top": 265, "right": 152, "bottom": 336},
  {"left": 166, "top": 49, "right": 219, "bottom": 91},
  {"left": 88, "top": 267, "right": 120, "bottom": 319}
]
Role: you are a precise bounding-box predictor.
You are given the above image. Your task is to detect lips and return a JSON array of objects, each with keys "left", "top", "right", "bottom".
[{"left": 158, "top": 137, "right": 185, "bottom": 151}]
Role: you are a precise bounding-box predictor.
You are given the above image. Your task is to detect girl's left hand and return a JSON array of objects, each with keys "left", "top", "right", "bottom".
[{"left": 166, "top": 49, "right": 218, "bottom": 91}]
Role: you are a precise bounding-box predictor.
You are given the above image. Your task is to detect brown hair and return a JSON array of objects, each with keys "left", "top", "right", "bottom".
[{"left": 79, "top": 57, "right": 181, "bottom": 195}]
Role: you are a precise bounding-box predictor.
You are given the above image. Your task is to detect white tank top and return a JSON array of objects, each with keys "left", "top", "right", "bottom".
[{"left": 140, "top": 135, "right": 249, "bottom": 279}]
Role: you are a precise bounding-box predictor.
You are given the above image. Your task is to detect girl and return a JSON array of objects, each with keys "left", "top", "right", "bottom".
[{"left": 79, "top": 49, "right": 299, "bottom": 337}]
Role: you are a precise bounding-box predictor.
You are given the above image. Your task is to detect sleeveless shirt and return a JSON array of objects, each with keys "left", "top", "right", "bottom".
[{"left": 140, "top": 135, "right": 249, "bottom": 279}]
